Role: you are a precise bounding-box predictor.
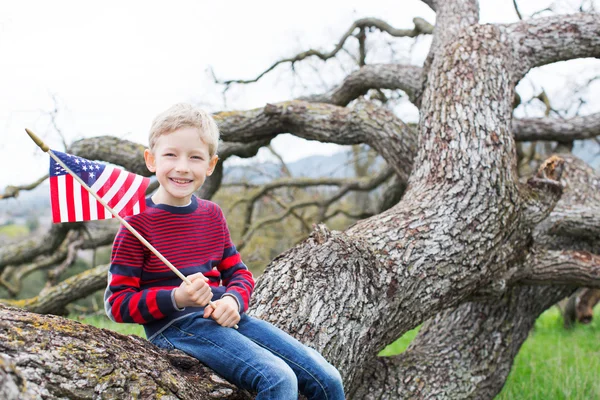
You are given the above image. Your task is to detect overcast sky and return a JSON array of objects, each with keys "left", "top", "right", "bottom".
[{"left": 1, "top": 0, "right": 598, "bottom": 190}]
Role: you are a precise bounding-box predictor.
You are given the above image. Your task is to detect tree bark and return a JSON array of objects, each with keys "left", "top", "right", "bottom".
[
  {"left": 351, "top": 285, "right": 573, "bottom": 399},
  {"left": 0, "top": 305, "right": 251, "bottom": 399}
]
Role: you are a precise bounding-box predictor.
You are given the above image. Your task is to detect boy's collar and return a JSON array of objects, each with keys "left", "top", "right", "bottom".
[{"left": 147, "top": 196, "right": 198, "bottom": 214}]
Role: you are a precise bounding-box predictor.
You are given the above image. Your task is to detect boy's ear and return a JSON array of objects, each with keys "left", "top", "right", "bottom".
[
  {"left": 206, "top": 155, "right": 219, "bottom": 176},
  {"left": 144, "top": 149, "right": 156, "bottom": 173}
]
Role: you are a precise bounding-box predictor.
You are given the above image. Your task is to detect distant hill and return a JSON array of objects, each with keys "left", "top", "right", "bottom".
[
  {"left": 222, "top": 151, "right": 379, "bottom": 184},
  {"left": 1, "top": 143, "right": 597, "bottom": 217}
]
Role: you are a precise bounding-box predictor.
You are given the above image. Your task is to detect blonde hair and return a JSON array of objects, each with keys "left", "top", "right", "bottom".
[{"left": 149, "top": 103, "right": 220, "bottom": 156}]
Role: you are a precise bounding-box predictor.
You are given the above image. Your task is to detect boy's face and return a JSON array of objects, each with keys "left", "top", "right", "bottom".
[{"left": 144, "top": 126, "right": 218, "bottom": 206}]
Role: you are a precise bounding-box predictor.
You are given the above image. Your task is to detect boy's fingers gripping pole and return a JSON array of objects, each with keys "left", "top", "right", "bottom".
[{"left": 25, "top": 128, "right": 237, "bottom": 329}]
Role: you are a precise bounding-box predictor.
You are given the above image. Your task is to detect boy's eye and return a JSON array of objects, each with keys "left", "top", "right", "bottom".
[
  {"left": 191, "top": 156, "right": 203, "bottom": 160},
  {"left": 164, "top": 153, "right": 176, "bottom": 157}
]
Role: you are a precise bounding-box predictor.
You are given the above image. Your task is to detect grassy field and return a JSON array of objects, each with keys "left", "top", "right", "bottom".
[
  {"left": 377, "top": 306, "right": 600, "bottom": 399},
  {"left": 81, "top": 305, "right": 599, "bottom": 399},
  {"left": 0, "top": 224, "right": 29, "bottom": 238},
  {"left": 496, "top": 306, "right": 600, "bottom": 400}
]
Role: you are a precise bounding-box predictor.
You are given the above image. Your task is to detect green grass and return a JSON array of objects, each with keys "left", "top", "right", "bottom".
[
  {"left": 378, "top": 326, "right": 421, "bottom": 356},
  {"left": 74, "top": 314, "right": 145, "bottom": 337},
  {"left": 81, "top": 306, "right": 599, "bottom": 399},
  {"left": 496, "top": 306, "right": 600, "bottom": 400},
  {"left": 377, "top": 305, "right": 599, "bottom": 399},
  {"left": 0, "top": 224, "right": 29, "bottom": 238}
]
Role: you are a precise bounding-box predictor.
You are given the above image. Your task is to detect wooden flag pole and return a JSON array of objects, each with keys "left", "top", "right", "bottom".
[{"left": 26, "top": 129, "right": 237, "bottom": 328}]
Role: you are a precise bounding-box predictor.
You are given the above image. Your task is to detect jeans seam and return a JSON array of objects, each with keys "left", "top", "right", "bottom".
[
  {"left": 170, "top": 324, "right": 279, "bottom": 394},
  {"left": 246, "top": 337, "right": 329, "bottom": 400},
  {"left": 170, "top": 324, "right": 195, "bottom": 337},
  {"left": 157, "top": 333, "right": 175, "bottom": 350}
]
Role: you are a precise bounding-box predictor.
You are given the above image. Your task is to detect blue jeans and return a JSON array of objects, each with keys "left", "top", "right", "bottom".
[{"left": 151, "top": 313, "right": 345, "bottom": 400}]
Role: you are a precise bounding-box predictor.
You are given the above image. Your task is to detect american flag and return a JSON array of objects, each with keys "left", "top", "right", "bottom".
[{"left": 49, "top": 150, "right": 150, "bottom": 223}]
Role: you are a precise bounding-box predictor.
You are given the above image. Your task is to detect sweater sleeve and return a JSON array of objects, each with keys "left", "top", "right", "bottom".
[
  {"left": 216, "top": 208, "right": 255, "bottom": 313},
  {"left": 104, "top": 223, "right": 180, "bottom": 324}
]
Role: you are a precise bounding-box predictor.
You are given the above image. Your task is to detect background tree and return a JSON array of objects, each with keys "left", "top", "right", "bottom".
[{"left": 1, "top": 1, "right": 600, "bottom": 398}]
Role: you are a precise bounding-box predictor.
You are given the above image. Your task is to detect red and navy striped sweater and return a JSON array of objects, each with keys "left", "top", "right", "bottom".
[{"left": 104, "top": 196, "right": 254, "bottom": 340}]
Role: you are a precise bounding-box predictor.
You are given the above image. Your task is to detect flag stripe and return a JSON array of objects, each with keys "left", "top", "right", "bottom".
[
  {"left": 49, "top": 150, "right": 149, "bottom": 224},
  {"left": 50, "top": 177, "right": 61, "bottom": 223},
  {"left": 91, "top": 165, "right": 115, "bottom": 193},
  {"left": 57, "top": 176, "right": 69, "bottom": 223},
  {"left": 114, "top": 174, "right": 144, "bottom": 215},
  {"left": 89, "top": 191, "right": 98, "bottom": 220},
  {"left": 103, "top": 169, "right": 130, "bottom": 207},
  {"left": 73, "top": 180, "right": 83, "bottom": 221},
  {"left": 81, "top": 186, "right": 90, "bottom": 221}
]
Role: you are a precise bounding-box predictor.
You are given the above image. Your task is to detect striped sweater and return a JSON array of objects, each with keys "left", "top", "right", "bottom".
[{"left": 104, "top": 196, "right": 254, "bottom": 340}]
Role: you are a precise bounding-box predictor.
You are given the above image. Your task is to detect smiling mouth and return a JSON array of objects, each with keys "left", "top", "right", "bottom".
[{"left": 170, "top": 178, "right": 192, "bottom": 184}]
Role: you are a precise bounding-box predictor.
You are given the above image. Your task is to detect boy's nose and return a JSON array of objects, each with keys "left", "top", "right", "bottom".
[{"left": 175, "top": 160, "right": 190, "bottom": 172}]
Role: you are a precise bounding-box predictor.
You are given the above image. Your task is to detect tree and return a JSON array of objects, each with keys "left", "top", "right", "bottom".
[{"left": 1, "top": 1, "right": 600, "bottom": 398}]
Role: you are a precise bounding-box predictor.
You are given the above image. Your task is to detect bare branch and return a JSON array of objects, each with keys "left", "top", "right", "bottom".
[
  {"left": 0, "top": 174, "right": 48, "bottom": 200},
  {"left": 0, "top": 232, "right": 74, "bottom": 296},
  {"left": 544, "top": 204, "right": 600, "bottom": 239},
  {"left": 266, "top": 145, "right": 292, "bottom": 177},
  {"left": 46, "top": 233, "right": 85, "bottom": 286},
  {"left": 513, "top": 112, "right": 600, "bottom": 142},
  {"left": 214, "top": 17, "right": 433, "bottom": 86},
  {"left": 515, "top": 248, "right": 600, "bottom": 288},
  {"left": 533, "top": 154, "right": 600, "bottom": 251},
  {"left": 507, "top": 13, "right": 600, "bottom": 81},
  {"left": 237, "top": 167, "right": 394, "bottom": 250},
  {"left": 0, "top": 224, "right": 71, "bottom": 270},
  {"left": 302, "top": 64, "right": 423, "bottom": 106},
  {"left": 0, "top": 264, "right": 108, "bottom": 316},
  {"left": 268, "top": 194, "right": 312, "bottom": 233},
  {"left": 69, "top": 137, "right": 151, "bottom": 176},
  {"left": 513, "top": 0, "right": 523, "bottom": 20},
  {"left": 215, "top": 100, "right": 416, "bottom": 181},
  {"left": 0, "top": 223, "right": 116, "bottom": 297}
]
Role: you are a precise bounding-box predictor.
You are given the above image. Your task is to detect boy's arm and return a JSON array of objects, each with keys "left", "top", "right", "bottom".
[
  {"left": 216, "top": 209, "right": 255, "bottom": 313},
  {"left": 104, "top": 225, "right": 182, "bottom": 324}
]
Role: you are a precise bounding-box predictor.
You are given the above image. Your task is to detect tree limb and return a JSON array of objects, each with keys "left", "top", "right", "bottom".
[
  {"left": 507, "top": 13, "right": 600, "bottom": 81},
  {"left": 0, "top": 264, "right": 108, "bottom": 315},
  {"left": 213, "top": 17, "right": 433, "bottom": 86},
  {"left": 0, "top": 305, "right": 251, "bottom": 399},
  {"left": 0, "top": 174, "right": 48, "bottom": 200},
  {"left": 351, "top": 285, "right": 572, "bottom": 399},
  {"left": 515, "top": 248, "right": 600, "bottom": 288},
  {"left": 302, "top": 64, "right": 424, "bottom": 106},
  {"left": 0, "top": 224, "right": 71, "bottom": 271},
  {"left": 237, "top": 168, "right": 393, "bottom": 249},
  {"left": 215, "top": 100, "right": 416, "bottom": 181},
  {"left": 544, "top": 204, "right": 600, "bottom": 240},
  {"left": 513, "top": 112, "right": 600, "bottom": 142}
]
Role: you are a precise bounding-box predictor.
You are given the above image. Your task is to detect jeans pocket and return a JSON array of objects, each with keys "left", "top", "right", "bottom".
[{"left": 151, "top": 332, "right": 175, "bottom": 350}]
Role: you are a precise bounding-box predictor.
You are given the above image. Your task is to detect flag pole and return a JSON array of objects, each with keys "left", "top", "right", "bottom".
[
  {"left": 26, "top": 129, "right": 236, "bottom": 327},
  {"left": 26, "top": 128, "right": 191, "bottom": 285}
]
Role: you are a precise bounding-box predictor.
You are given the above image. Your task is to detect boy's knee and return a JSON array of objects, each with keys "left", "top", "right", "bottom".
[
  {"left": 264, "top": 358, "right": 298, "bottom": 396},
  {"left": 315, "top": 362, "right": 344, "bottom": 399}
]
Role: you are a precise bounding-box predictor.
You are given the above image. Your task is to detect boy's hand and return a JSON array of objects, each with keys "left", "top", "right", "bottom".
[
  {"left": 204, "top": 296, "right": 240, "bottom": 328},
  {"left": 174, "top": 273, "right": 212, "bottom": 308}
]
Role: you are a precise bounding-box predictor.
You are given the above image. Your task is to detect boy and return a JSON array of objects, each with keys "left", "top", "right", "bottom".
[{"left": 104, "top": 103, "right": 345, "bottom": 399}]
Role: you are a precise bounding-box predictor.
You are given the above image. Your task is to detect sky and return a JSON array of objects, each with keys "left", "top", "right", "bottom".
[{"left": 1, "top": 0, "right": 598, "bottom": 190}]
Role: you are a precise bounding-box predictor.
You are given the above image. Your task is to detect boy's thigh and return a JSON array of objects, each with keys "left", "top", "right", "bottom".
[
  {"left": 237, "top": 314, "right": 338, "bottom": 378},
  {"left": 153, "top": 314, "right": 292, "bottom": 385}
]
